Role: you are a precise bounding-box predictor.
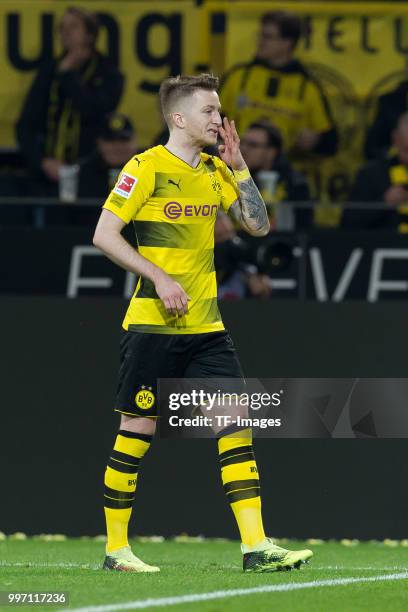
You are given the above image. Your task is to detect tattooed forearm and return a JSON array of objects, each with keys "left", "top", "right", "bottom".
[{"left": 230, "top": 177, "right": 270, "bottom": 236}]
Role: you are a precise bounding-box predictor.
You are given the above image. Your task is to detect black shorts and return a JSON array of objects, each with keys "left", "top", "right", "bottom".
[{"left": 115, "top": 330, "right": 244, "bottom": 417}]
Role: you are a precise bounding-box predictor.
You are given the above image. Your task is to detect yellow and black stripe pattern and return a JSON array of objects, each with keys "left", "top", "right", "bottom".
[
  {"left": 45, "top": 57, "right": 97, "bottom": 163},
  {"left": 218, "top": 427, "right": 265, "bottom": 546},
  {"left": 104, "top": 430, "right": 152, "bottom": 552},
  {"left": 218, "top": 429, "right": 260, "bottom": 505},
  {"left": 103, "top": 145, "right": 239, "bottom": 335},
  {"left": 104, "top": 430, "right": 152, "bottom": 510},
  {"left": 220, "top": 61, "right": 335, "bottom": 151}
]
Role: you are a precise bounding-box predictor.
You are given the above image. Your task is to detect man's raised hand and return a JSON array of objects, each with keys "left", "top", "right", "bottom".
[{"left": 218, "top": 117, "right": 247, "bottom": 171}]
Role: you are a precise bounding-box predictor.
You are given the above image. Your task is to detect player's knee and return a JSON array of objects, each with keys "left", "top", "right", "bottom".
[{"left": 120, "top": 414, "right": 157, "bottom": 436}]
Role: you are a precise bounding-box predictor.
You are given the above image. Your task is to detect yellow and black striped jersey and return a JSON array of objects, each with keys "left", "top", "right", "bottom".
[
  {"left": 220, "top": 59, "right": 335, "bottom": 152},
  {"left": 103, "top": 145, "right": 239, "bottom": 334}
]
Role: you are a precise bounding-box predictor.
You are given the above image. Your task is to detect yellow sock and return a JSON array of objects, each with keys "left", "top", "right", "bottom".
[
  {"left": 218, "top": 428, "right": 265, "bottom": 547},
  {"left": 104, "top": 430, "right": 152, "bottom": 553}
]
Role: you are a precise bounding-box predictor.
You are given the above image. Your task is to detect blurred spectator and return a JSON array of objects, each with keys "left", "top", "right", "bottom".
[
  {"left": 240, "top": 122, "right": 311, "bottom": 227},
  {"left": 152, "top": 125, "right": 169, "bottom": 147},
  {"left": 16, "top": 6, "right": 124, "bottom": 197},
  {"left": 344, "top": 113, "right": 408, "bottom": 231},
  {"left": 365, "top": 61, "right": 408, "bottom": 160},
  {"left": 215, "top": 213, "right": 272, "bottom": 299},
  {"left": 220, "top": 11, "right": 337, "bottom": 160},
  {"left": 79, "top": 113, "right": 138, "bottom": 197}
]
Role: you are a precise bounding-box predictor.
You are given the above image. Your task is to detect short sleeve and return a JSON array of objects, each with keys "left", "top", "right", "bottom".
[
  {"left": 218, "top": 162, "right": 240, "bottom": 213},
  {"left": 103, "top": 156, "right": 155, "bottom": 224}
]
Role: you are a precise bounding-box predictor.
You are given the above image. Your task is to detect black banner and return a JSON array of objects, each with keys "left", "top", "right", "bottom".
[
  {"left": 1, "top": 297, "right": 408, "bottom": 537},
  {"left": 1, "top": 228, "right": 408, "bottom": 301}
]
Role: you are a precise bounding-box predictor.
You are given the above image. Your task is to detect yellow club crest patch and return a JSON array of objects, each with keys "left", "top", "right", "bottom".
[{"left": 135, "top": 386, "right": 155, "bottom": 410}]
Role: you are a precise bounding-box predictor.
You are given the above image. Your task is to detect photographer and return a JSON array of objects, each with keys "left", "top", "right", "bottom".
[{"left": 215, "top": 213, "right": 271, "bottom": 299}]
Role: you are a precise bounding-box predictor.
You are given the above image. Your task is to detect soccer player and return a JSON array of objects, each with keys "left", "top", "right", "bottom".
[{"left": 93, "top": 74, "right": 313, "bottom": 573}]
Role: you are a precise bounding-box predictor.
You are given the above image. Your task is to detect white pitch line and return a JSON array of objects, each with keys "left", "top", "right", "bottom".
[
  {"left": 314, "top": 566, "right": 408, "bottom": 571},
  {"left": 64, "top": 572, "right": 408, "bottom": 612},
  {"left": 217, "top": 566, "right": 408, "bottom": 572}
]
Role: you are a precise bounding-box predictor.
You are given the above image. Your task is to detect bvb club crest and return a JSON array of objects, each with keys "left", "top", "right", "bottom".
[{"left": 135, "top": 386, "right": 155, "bottom": 410}]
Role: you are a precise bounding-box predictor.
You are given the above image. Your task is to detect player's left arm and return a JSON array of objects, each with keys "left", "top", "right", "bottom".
[{"left": 219, "top": 117, "right": 270, "bottom": 237}]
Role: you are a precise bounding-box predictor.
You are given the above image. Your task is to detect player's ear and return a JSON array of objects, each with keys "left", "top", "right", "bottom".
[{"left": 172, "top": 112, "right": 185, "bottom": 129}]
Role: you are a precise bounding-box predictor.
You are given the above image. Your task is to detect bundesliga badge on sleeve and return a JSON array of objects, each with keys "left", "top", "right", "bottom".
[{"left": 113, "top": 173, "right": 138, "bottom": 198}]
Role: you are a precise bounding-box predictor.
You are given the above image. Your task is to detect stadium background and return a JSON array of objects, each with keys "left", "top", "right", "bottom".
[
  {"left": 2, "top": 0, "right": 408, "bottom": 199},
  {"left": 1, "top": 0, "right": 408, "bottom": 542}
]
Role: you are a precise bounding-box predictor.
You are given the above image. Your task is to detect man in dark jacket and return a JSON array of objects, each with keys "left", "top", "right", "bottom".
[
  {"left": 365, "top": 70, "right": 408, "bottom": 160},
  {"left": 344, "top": 113, "right": 408, "bottom": 231},
  {"left": 79, "top": 113, "right": 138, "bottom": 198},
  {"left": 16, "top": 7, "right": 124, "bottom": 197}
]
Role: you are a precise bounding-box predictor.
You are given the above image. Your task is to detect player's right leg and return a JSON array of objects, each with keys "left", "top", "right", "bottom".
[
  {"left": 103, "top": 415, "right": 160, "bottom": 572},
  {"left": 102, "top": 330, "right": 183, "bottom": 573}
]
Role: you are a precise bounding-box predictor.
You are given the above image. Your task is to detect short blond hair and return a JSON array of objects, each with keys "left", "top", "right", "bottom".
[{"left": 159, "top": 74, "right": 219, "bottom": 127}]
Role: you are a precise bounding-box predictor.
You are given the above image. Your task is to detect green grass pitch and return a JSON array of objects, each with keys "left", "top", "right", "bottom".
[{"left": 1, "top": 538, "right": 408, "bottom": 611}]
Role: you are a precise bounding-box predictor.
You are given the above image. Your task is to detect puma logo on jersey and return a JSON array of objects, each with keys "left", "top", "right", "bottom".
[{"left": 168, "top": 178, "right": 182, "bottom": 190}]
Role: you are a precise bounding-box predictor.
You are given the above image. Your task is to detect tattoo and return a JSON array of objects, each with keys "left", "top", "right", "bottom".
[{"left": 229, "top": 177, "right": 270, "bottom": 236}]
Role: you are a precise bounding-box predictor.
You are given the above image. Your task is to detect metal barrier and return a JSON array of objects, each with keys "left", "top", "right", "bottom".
[{"left": 0, "top": 197, "right": 399, "bottom": 230}]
